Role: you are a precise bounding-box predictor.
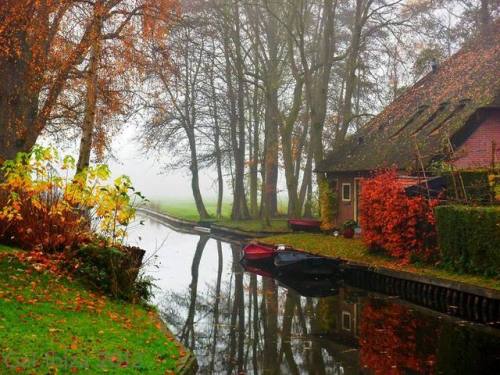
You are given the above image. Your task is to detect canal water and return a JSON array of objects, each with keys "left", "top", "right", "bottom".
[{"left": 129, "top": 216, "right": 500, "bottom": 374}]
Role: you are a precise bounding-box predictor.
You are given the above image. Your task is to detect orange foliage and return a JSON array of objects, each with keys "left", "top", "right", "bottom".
[
  {"left": 0, "top": 147, "right": 145, "bottom": 252},
  {"left": 359, "top": 300, "right": 439, "bottom": 374},
  {"left": 0, "top": 0, "right": 179, "bottom": 161},
  {"left": 359, "top": 169, "right": 439, "bottom": 262}
]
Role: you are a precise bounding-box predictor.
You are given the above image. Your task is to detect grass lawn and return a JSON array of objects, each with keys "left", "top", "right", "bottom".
[
  {"left": 260, "top": 233, "right": 500, "bottom": 291},
  {"left": 151, "top": 199, "right": 293, "bottom": 233},
  {"left": 151, "top": 200, "right": 233, "bottom": 222},
  {"left": 215, "top": 218, "right": 291, "bottom": 233},
  {"left": 0, "top": 244, "right": 183, "bottom": 374}
]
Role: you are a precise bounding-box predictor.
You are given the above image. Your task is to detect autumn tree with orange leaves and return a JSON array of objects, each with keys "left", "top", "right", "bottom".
[{"left": 0, "top": 0, "right": 178, "bottom": 166}]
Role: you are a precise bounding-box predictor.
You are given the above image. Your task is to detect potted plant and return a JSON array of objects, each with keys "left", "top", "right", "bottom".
[{"left": 342, "top": 220, "right": 357, "bottom": 239}]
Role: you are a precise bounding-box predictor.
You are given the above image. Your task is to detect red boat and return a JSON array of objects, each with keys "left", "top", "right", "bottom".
[
  {"left": 243, "top": 242, "right": 276, "bottom": 260},
  {"left": 288, "top": 219, "right": 321, "bottom": 232}
]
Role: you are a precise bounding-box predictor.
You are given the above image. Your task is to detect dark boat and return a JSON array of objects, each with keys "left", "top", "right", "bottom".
[
  {"left": 242, "top": 242, "right": 276, "bottom": 260},
  {"left": 288, "top": 218, "right": 321, "bottom": 232},
  {"left": 274, "top": 250, "right": 343, "bottom": 275}
]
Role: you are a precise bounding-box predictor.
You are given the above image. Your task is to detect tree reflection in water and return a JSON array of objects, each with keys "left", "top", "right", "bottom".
[{"left": 153, "top": 235, "right": 500, "bottom": 374}]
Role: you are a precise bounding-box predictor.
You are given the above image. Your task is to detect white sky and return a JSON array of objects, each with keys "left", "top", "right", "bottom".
[{"left": 107, "top": 124, "right": 225, "bottom": 202}]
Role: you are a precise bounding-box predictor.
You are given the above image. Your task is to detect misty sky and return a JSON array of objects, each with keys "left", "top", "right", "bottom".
[{"left": 107, "top": 125, "right": 224, "bottom": 202}]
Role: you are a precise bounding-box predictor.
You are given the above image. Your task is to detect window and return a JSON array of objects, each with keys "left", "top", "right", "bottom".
[
  {"left": 342, "top": 183, "right": 351, "bottom": 202},
  {"left": 342, "top": 311, "right": 352, "bottom": 331}
]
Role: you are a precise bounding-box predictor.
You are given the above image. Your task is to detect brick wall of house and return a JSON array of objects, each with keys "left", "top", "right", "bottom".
[
  {"left": 328, "top": 175, "right": 359, "bottom": 227},
  {"left": 453, "top": 109, "right": 500, "bottom": 169}
]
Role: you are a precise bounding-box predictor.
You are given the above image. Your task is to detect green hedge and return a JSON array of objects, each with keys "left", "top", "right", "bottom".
[{"left": 435, "top": 205, "right": 500, "bottom": 276}]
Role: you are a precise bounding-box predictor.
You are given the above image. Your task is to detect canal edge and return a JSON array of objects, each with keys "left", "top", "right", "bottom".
[
  {"left": 153, "top": 314, "right": 199, "bottom": 374},
  {"left": 137, "top": 207, "right": 286, "bottom": 239}
]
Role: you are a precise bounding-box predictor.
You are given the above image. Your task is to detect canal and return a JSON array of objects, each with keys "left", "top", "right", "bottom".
[{"left": 129, "top": 215, "right": 500, "bottom": 374}]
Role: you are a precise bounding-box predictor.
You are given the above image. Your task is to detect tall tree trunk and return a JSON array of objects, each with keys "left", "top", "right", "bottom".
[
  {"left": 299, "top": 142, "right": 313, "bottom": 216},
  {"left": 279, "top": 78, "right": 303, "bottom": 218},
  {"left": 209, "top": 57, "right": 224, "bottom": 219},
  {"left": 249, "top": 80, "right": 260, "bottom": 218},
  {"left": 231, "top": 1, "right": 250, "bottom": 220},
  {"left": 336, "top": 0, "right": 365, "bottom": 146},
  {"left": 187, "top": 129, "right": 210, "bottom": 220},
  {"left": 76, "top": 15, "right": 102, "bottom": 173},
  {"left": 0, "top": 31, "right": 39, "bottom": 164},
  {"left": 263, "top": 92, "right": 279, "bottom": 224}
]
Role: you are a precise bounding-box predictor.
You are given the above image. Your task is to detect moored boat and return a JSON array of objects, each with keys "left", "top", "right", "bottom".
[
  {"left": 242, "top": 242, "right": 276, "bottom": 260},
  {"left": 288, "top": 218, "right": 321, "bottom": 232},
  {"left": 274, "top": 250, "right": 343, "bottom": 275}
]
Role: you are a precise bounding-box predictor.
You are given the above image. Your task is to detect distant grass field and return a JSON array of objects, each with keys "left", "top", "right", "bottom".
[
  {"left": 149, "top": 199, "right": 292, "bottom": 233},
  {"left": 151, "top": 200, "right": 233, "bottom": 221},
  {"left": 151, "top": 199, "right": 289, "bottom": 221}
]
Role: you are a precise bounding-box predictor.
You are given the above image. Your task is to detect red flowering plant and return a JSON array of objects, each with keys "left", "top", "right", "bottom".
[{"left": 359, "top": 169, "right": 439, "bottom": 263}]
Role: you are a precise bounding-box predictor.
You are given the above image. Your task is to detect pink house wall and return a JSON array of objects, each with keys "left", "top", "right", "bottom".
[{"left": 453, "top": 109, "right": 500, "bottom": 169}]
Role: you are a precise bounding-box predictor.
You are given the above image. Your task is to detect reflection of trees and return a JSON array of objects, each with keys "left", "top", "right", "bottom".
[
  {"left": 280, "top": 291, "right": 300, "bottom": 375},
  {"left": 159, "top": 247, "right": 358, "bottom": 373},
  {"left": 208, "top": 240, "right": 223, "bottom": 374},
  {"left": 179, "top": 235, "right": 209, "bottom": 348},
  {"left": 227, "top": 244, "right": 245, "bottom": 374},
  {"left": 262, "top": 277, "right": 279, "bottom": 374},
  {"left": 156, "top": 238, "right": 500, "bottom": 374}
]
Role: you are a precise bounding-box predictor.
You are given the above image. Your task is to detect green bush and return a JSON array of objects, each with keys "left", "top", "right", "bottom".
[
  {"left": 72, "top": 243, "right": 149, "bottom": 301},
  {"left": 435, "top": 205, "right": 500, "bottom": 276},
  {"left": 442, "top": 171, "right": 493, "bottom": 204}
]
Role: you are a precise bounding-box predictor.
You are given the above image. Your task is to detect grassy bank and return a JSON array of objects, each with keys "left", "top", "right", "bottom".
[
  {"left": 151, "top": 199, "right": 292, "bottom": 233},
  {"left": 0, "top": 245, "right": 185, "bottom": 374},
  {"left": 260, "top": 234, "right": 500, "bottom": 291},
  {"left": 152, "top": 200, "right": 233, "bottom": 222},
  {"left": 214, "top": 219, "right": 290, "bottom": 233}
]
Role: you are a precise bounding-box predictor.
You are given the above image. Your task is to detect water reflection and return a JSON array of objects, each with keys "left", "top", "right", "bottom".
[{"left": 128, "top": 216, "right": 500, "bottom": 374}]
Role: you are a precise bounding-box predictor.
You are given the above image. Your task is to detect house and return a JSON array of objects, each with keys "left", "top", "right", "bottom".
[{"left": 316, "top": 24, "right": 500, "bottom": 226}]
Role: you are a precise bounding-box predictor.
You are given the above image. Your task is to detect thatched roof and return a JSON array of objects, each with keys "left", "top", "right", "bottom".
[{"left": 317, "top": 22, "right": 500, "bottom": 174}]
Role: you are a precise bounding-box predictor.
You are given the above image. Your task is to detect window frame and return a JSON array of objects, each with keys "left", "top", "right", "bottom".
[
  {"left": 341, "top": 183, "right": 352, "bottom": 202},
  {"left": 342, "top": 311, "right": 352, "bottom": 331}
]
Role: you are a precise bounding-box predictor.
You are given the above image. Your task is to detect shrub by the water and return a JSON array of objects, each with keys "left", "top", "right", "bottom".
[
  {"left": 435, "top": 205, "right": 500, "bottom": 277},
  {"left": 0, "top": 146, "right": 144, "bottom": 251},
  {"left": 0, "top": 146, "right": 149, "bottom": 301},
  {"left": 73, "top": 243, "right": 152, "bottom": 301},
  {"left": 359, "top": 169, "right": 439, "bottom": 262}
]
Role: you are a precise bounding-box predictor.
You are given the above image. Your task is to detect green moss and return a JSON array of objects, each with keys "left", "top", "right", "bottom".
[
  {"left": 0, "top": 246, "right": 181, "bottom": 374},
  {"left": 260, "top": 233, "right": 500, "bottom": 291}
]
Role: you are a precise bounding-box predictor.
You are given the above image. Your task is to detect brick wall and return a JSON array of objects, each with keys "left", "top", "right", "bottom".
[{"left": 453, "top": 109, "right": 500, "bottom": 169}]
